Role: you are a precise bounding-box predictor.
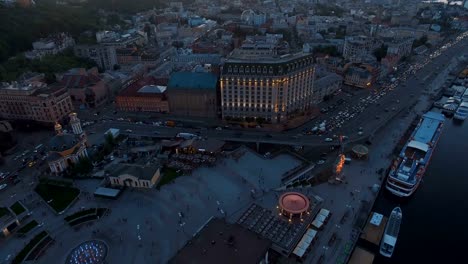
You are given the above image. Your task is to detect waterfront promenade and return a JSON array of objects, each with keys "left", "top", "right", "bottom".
[{"left": 305, "top": 94, "right": 433, "bottom": 264}]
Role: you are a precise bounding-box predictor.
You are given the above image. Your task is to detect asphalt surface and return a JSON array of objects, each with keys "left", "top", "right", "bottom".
[{"left": 81, "top": 33, "right": 468, "bottom": 148}]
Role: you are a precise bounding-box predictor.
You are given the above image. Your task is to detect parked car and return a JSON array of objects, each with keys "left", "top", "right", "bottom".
[{"left": 324, "top": 138, "right": 333, "bottom": 142}]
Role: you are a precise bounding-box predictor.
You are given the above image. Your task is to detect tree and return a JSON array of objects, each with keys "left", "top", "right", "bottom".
[
  {"left": 69, "top": 156, "right": 93, "bottom": 177},
  {"left": 373, "top": 44, "right": 388, "bottom": 62}
]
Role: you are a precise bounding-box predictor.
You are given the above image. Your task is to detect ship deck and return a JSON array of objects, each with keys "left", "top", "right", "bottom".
[
  {"left": 413, "top": 112, "right": 445, "bottom": 144},
  {"left": 360, "top": 212, "right": 388, "bottom": 246}
]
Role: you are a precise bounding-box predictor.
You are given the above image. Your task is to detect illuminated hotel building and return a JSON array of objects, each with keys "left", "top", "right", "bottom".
[{"left": 220, "top": 52, "right": 315, "bottom": 123}]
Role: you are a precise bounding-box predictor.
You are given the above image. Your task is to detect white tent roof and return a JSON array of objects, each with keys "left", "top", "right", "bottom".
[
  {"left": 319, "top": 208, "right": 330, "bottom": 218},
  {"left": 316, "top": 214, "right": 327, "bottom": 223},
  {"left": 312, "top": 219, "right": 324, "bottom": 229},
  {"left": 293, "top": 246, "right": 306, "bottom": 257},
  {"left": 407, "top": 140, "right": 429, "bottom": 152}
]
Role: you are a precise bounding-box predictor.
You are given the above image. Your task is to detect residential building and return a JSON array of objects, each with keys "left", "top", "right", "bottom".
[
  {"left": 115, "top": 77, "right": 169, "bottom": 113},
  {"left": 170, "top": 218, "right": 271, "bottom": 264},
  {"left": 167, "top": 72, "right": 218, "bottom": 118},
  {"left": 313, "top": 71, "right": 343, "bottom": 104},
  {"left": 47, "top": 113, "right": 88, "bottom": 174},
  {"left": 221, "top": 52, "right": 316, "bottom": 123},
  {"left": 60, "top": 68, "right": 109, "bottom": 109},
  {"left": 0, "top": 81, "right": 73, "bottom": 124},
  {"left": 343, "top": 63, "right": 379, "bottom": 88},
  {"left": 385, "top": 37, "right": 414, "bottom": 57},
  {"left": 108, "top": 164, "right": 161, "bottom": 189},
  {"left": 343, "top": 36, "right": 382, "bottom": 62},
  {"left": 24, "top": 33, "right": 75, "bottom": 60},
  {"left": 74, "top": 45, "right": 118, "bottom": 71},
  {"left": 97, "top": 31, "right": 148, "bottom": 47}
]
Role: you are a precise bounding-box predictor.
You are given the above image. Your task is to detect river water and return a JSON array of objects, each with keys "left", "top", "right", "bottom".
[{"left": 373, "top": 116, "right": 468, "bottom": 263}]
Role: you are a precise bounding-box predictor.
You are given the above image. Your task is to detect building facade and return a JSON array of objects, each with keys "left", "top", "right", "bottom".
[
  {"left": 0, "top": 81, "right": 73, "bottom": 124},
  {"left": 24, "top": 33, "right": 75, "bottom": 60},
  {"left": 167, "top": 72, "right": 218, "bottom": 118},
  {"left": 60, "top": 68, "right": 109, "bottom": 109},
  {"left": 115, "top": 77, "right": 169, "bottom": 113},
  {"left": 385, "top": 37, "right": 414, "bottom": 57},
  {"left": 343, "top": 63, "right": 379, "bottom": 88},
  {"left": 221, "top": 52, "right": 316, "bottom": 123},
  {"left": 74, "top": 45, "right": 117, "bottom": 71},
  {"left": 343, "top": 36, "right": 382, "bottom": 62},
  {"left": 108, "top": 164, "right": 161, "bottom": 189},
  {"left": 47, "top": 113, "right": 88, "bottom": 174},
  {"left": 313, "top": 72, "right": 343, "bottom": 104}
]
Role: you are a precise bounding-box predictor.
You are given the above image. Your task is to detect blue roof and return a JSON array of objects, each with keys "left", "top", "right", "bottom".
[
  {"left": 414, "top": 112, "right": 445, "bottom": 144},
  {"left": 168, "top": 72, "right": 218, "bottom": 90}
]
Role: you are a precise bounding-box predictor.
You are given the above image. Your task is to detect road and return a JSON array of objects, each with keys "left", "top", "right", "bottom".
[{"left": 82, "top": 34, "right": 468, "bottom": 148}]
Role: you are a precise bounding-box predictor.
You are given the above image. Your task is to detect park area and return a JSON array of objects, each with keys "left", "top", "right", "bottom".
[{"left": 35, "top": 181, "right": 80, "bottom": 213}]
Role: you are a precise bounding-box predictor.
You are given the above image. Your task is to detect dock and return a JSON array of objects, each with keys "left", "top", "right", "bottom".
[
  {"left": 348, "top": 246, "right": 375, "bottom": 264},
  {"left": 360, "top": 212, "right": 388, "bottom": 246}
]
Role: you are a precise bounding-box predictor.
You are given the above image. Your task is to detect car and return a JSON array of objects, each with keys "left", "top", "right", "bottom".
[
  {"left": 358, "top": 131, "right": 364, "bottom": 136},
  {"left": 125, "top": 129, "right": 133, "bottom": 133},
  {"left": 317, "top": 160, "right": 325, "bottom": 165},
  {"left": 0, "top": 184, "right": 7, "bottom": 190},
  {"left": 324, "top": 138, "right": 333, "bottom": 142},
  {"left": 215, "top": 127, "right": 222, "bottom": 131}
]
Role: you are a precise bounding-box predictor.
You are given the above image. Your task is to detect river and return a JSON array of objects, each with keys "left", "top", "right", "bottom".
[{"left": 373, "top": 116, "right": 468, "bottom": 263}]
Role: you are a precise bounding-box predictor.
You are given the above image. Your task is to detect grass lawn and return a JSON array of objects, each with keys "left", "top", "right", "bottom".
[
  {"left": 0, "top": 207, "right": 9, "bottom": 218},
  {"left": 35, "top": 183, "right": 80, "bottom": 213},
  {"left": 10, "top": 201, "right": 26, "bottom": 215},
  {"left": 17, "top": 220, "right": 38, "bottom": 234},
  {"left": 12, "top": 231, "right": 48, "bottom": 264},
  {"left": 157, "top": 167, "right": 183, "bottom": 189}
]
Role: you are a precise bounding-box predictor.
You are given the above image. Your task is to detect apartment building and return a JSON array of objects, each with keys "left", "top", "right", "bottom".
[
  {"left": 74, "top": 45, "right": 118, "bottom": 71},
  {"left": 0, "top": 81, "right": 73, "bottom": 124},
  {"left": 343, "top": 36, "right": 382, "bottom": 62},
  {"left": 220, "top": 52, "right": 315, "bottom": 123}
]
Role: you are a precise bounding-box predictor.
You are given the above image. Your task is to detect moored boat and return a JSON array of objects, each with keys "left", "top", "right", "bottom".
[{"left": 380, "top": 207, "right": 403, "bottom": 257}]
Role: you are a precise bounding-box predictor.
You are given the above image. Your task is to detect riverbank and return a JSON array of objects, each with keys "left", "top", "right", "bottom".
[{"left": 304, "top": 91, "right": 434, "bottom": 263}]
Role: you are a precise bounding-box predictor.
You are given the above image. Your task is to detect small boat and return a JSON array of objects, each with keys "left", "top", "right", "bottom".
[{"left": 380, "top": 207, "right": 402, "bottom": 258}]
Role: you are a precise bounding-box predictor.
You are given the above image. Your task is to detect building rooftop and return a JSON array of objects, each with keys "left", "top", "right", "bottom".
[
  {"left": 118, "top": 77, "right": 167, "bottom": 98},
  {"left": 225, "top": 52, "right": 312, "bottom": 64},
  {"left": 137, "top": 85, "right": 167, "bottom": 94},
  {"left": 167, "top": 72, "right": 218, "bottom": 90},
  {"left": 109, "top": 163, "right": 160, "bottom": 181},
  {"left": 48, "top": 133, "right": 80, "bottom": 152},
  {"left": 170, "top": 218, "right": 271, "bottom": 264}
]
